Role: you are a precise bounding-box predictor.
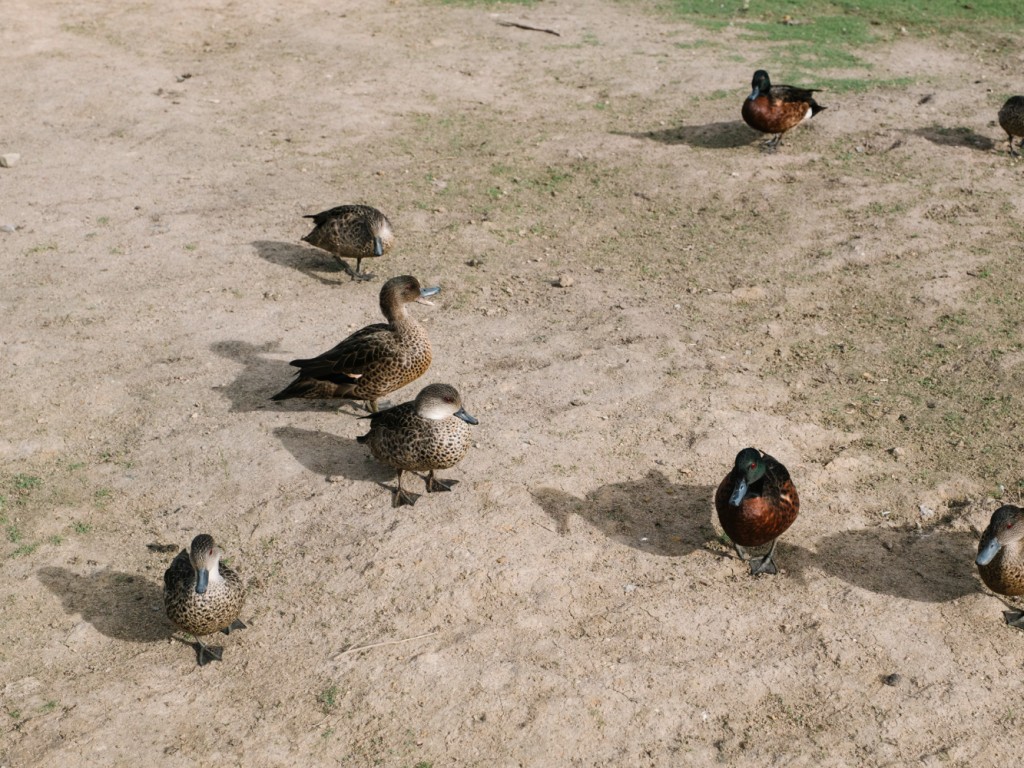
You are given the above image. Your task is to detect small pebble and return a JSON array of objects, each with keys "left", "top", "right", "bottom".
[
  {"left": 882, "top": 673, "right": 902, "bottom": 687},
  {"left": 326, "top": 475, "right": 345, "bottom": 484},
  {"left": 919, "top": 504, "right": 935, "bottom": 520},
  {"left": 0, "top": 153, "right": 20, "bottom": 168},
  {"left": 0, "top": 224, "right": 15, "bottom": 233},
  {"left": 555, "top": 274, "right": 574, "bottom": 288}
]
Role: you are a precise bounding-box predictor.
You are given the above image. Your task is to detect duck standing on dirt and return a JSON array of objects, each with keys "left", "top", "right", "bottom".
[
  {"left": 715, "top": 447, "right": 800, "bottom": 575},
  {"left": 301, "top": 204, "right": 394, "bottom": 280},
  {"left": 164, "top": 534, "right": 247, "bottom": 665},
  {"left": 741, "top": 69, "right": 826, "bottom": 150},
  {"left": 998, "top": 96, "right": 1024, "bottom": 157},
  {"left": 271, "top": 275, "right": 439, "bottom": 413},
  {"left": 358, "top": 383, "right": 478, "bottom": 507},
  {"left": 976, "top": 505, "right": 1024, "bottom": 628}
]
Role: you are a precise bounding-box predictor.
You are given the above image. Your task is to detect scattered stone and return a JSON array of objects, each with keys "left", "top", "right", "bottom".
[
  {"left": 466, "top": 258, "right": 483, "bottom": 267},
  {"left": 1, "top": 224, "right": 15, "bottom": 233},
  {"left": 918, "top": 504, "right": 935, "bottom": 520},
  {"left": 882, "top": 672, "right": 902, "bottom": 687},
  {"left": 0, "top": 153, "right": 21, "bottom": 168},
  {"left": 888, "top": 447, "right": 904, "bottom": 460},
  {"left": 569, "top": 398, "right": 586, "bottom": 406},
  {"left": 326, "top": 475, "right": 345, "bottom": 483},
  {"left": 555, "top": 274, "right": 574, "bottom": 288}
]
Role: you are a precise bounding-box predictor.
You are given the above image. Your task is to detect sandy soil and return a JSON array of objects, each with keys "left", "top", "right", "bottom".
[{"left": 3, "top": 1, "right": 1024, "bottom": 765}]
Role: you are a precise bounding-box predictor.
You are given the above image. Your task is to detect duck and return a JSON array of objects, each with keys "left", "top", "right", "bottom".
[
  {"left": 358, "top": 383, "right": 479, "bottom": 507},
  {"left": 301, "top": 204, "right": 394, "bottom": 280},
  {"left": 976, "top": 504, "right": 1024, "bottom": 629},
  {"left": 164, "top": 534, "right": 247, "bottom": 665},
  {"left": 715, "top": 447, "right": 800, "bottom": 575},
  {"left": 741, "top": 69, "right": 826, "bottom": 150},
  {"left": 998, "top": 96, "right": 1024, "bottom": 157},
  {"left": 271, "top": 275, "right": 439, "bottom": 412}
]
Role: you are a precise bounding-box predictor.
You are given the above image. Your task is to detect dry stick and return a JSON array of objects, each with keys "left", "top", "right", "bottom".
[
  {"left": 333, "top": 630, "right": 438, "bottom": 659},
  {"left": 497, "top": 21, "right": 561, "bottom": 37}
]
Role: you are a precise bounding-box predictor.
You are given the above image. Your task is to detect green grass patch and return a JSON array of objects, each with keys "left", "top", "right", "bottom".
[
  {"left": 317, "top": 684, "right": 340, "bottom": 714},
  {"left": 664, "top": 0, "right": 1024, "bottom": 79}
]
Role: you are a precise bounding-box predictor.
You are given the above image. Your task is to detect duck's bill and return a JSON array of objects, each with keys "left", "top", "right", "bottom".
[
  {"left": 455, "top": 408, "right": 479, "bottom": 425},
  {"left": 747, "top": 87, "right": 760, "bottom": 101},
  {"left": 417, "top": 285, "right": 441, "bottom": 305},
  {"left": 976, "top": 537, "right": 1002, "bottom": 566},
  {"left": 729, "top": 478, "right": 749, "bottom": 507},
  {"left": 195, "top": 568, "right": 210, "bottom": 595},
  {"left": 373, "top": 237, "right": 384, "bottom": 257}
]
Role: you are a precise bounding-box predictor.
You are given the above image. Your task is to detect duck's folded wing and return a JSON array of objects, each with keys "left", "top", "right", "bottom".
[{"left": 290, "top": 324, "right": 391, "bottom": 377}]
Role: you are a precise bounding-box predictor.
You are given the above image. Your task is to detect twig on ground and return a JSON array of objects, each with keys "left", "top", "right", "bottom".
[
  {"left": 333, "top": 630, "right": 438, "bottom": 659},
  {"left": 497, "top": 21, "right": 561, "bottom": 37}
]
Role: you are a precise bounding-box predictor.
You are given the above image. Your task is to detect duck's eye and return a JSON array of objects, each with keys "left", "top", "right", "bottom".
[
  {"left": 749, "top": 463, "right": 757, "bottom": 470},
  {"left": 1008, "top": 522, "right": 1015, "bottom": 530}
]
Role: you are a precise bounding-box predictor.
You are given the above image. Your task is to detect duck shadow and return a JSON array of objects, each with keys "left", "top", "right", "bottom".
[
  {"left": 813, "top": 527, "right": 980, "bottom": 603},
  {"left": 912, "top": 126, "right": 996, "bottom": 151},
  {"left": 274, "top": 425, "right": 392, "bottom": 484},
  {"left": 37, "top": 566, "right": 173, "bottom": 642},
  {"left": 531, "top": 470, "right": 717, "bottom": 556},
  {"left": 620, "top": 121, "right": 756, "bottom": 149},
  {"left": 252, "top": 239, "right": 350, "bottom": 285},
  {"left": 211, "top": 340, "right": 365, "bottom": 414},
  {"left": 211, "top": 340, "right": 295, "bottom": 412}
]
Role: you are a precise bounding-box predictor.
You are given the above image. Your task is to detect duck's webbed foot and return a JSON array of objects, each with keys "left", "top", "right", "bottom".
[
  {"left": 1003, "top": 610, "right": 1024, "bottom": 630},
  {"left": 351, "top": 258, "right": 375, "bottom": 281},
  {"left": 425, "top": 471, "right": 457, "bottom": 493},
  {"left": 393, "top": 471, "right": 419, "bottom": 507},
  {"left": 195, "top": 637, "right": 224, "bottom": 666},
  {"left": 748, "top": 539, "right": 780, "bottom": 576},
  {"left": 222, "top": 619, "right": 247, "bottom": 636}
]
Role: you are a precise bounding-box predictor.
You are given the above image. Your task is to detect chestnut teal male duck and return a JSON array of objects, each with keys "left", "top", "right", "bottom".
[
  {"left": 164, "top": 534, "right": 246, "bottom": 665},
  {"left": 715, "top": 448, "right": 800, "bottom": 575},
  {"left": 302, "top": 204, "right": 394, "bottom": 280},
  {"left": 976, "top": 504, "right": 1024, "bottom": 629},
  {"left": 742, "top": 69, "right": 826, "bottom": 150},
  {"left": 998, "top": 96, "right": 1024, "bottom": 157},
  {"left": 358, "top": 383, "right": 478, "bottom": 507},
  {"left": 272, "top": 275, "right": 439, "bottom": 413}
]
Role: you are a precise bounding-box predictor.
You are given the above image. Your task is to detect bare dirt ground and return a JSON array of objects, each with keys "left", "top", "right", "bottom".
[{"left": 4, "top": 0, "right": 1024, "bottom": 765}]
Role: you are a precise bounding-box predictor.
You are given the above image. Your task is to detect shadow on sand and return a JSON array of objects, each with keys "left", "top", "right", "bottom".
[
  {"left": 813, "top": 526, "right": 981, "bottom": 603},
  {"left": 38, "top": 566, "right": 173, "bottom": 642},
  {"left": 621, "top": 121, "right": 756, "bottom": 149},
  {"left": 274, "top": 425, "right": 390, "bottom": 484},
  {"left": 531, "top": 469, "right": 718, "bottom": 557},
  {"left": 252, "top": 239, "right": 353, "bottom": 285},
  {"left": 210, "top": 340, "right": 366, "bottom": 415},
  {"left": 913, "top": 125, "right": 997, "bottom": 152}
]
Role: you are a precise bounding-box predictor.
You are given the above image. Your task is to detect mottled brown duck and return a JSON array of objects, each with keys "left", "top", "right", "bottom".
[
  {"left": 164, "top": 534, "right": 246, "bottom": 665},
  {"left": 976, "top": 504, "right": 1024, "bottom": 629},
  {"left": 272, "top": 275, "right": 439, "bottom": 413},
  {"left": 715, "top": 447, "right": 800, "bottom": 575},
  {"left": 998, "top": 96, "right": 1024, "bottom": 157},
  {"left": 302, "top": 204, "right": 394, "bottom": 280},
  {"left": 358, "top": 383, "right": 478, "bottom": 507}
]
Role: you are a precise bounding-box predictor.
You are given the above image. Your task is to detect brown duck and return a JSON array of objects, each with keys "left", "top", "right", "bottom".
[
  {"left": 976, "top": 504, "right": 1024, "bottom": 629},
  {"left": 715, "top": 447, "right": 800, "bottom": 575},
  {"left": 272, "top": 275, "right": 438, "bottom": 412},
  {"left": 358, "top": 383, "right": 478, "bottom": 507},
  {"left": 164, "top": 534, "right": 247, "bottom": 665},
  {"left": 998, "top": 96, "right": 1024, "bottom": 157},
  {"left": 742, "top": 69, "right": 826, "bottom": 150},
  {"left": 302, "top": 204, "right": 394, "bottom": 280}
]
